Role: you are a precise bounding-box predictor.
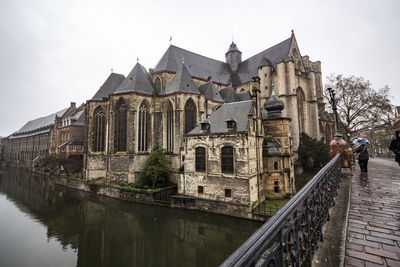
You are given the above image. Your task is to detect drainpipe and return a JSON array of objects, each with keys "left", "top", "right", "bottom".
[{"left": 252, "top": 76, "right": 261, "bottom": 207}]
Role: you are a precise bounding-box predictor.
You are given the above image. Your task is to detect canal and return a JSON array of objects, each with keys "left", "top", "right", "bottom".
[{"left": 0, "top": 168, "right": 262, "bottom": 267}]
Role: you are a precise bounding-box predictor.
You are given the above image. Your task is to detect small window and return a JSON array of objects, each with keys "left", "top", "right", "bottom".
[
  {"left": 274, "top": 161, "right": 279, "bottom": 170},
  {"left": 274, "top": 181, "right": 279, "bottom": 194},
  {"left": 198, "top": 186, "right": 204, "bottom": 194},
  {"left": 226, "top": 119, "right": 236, "bottom": 131},
  {"left": 225, "top": 189, "right": 232, "bottom": 198}
]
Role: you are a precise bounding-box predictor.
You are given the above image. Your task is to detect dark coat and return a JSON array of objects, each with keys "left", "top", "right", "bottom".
[
  {"left": 355, "top": 144, "right": 369, "bottom": 161},
  {"left": 389, "top": 130, "right": 400, "bottom": 163}
]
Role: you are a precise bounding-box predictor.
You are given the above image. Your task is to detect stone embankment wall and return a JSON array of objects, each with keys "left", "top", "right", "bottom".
[{"left": 55, "top": 177, "right": 177, "bottom": 206}]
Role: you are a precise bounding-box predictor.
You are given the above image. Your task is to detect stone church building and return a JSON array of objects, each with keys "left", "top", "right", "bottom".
[{"left": 83, "top": 32, "right": 328, "bottom": 213}]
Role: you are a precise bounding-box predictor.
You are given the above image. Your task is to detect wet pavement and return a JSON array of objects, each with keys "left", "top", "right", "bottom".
[{"left": 345, "top": 158, "right": 400, "bottom": 266}]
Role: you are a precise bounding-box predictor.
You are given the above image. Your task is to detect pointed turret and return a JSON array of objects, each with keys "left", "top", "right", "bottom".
[
  {"left": 264, "top": 89, "right": 285, "bottom": 118},
  {"left": 162, "top": 59, "right": 200, "bottom": 95},
  {"left": 258, "top": 56, "right": 274, "bottom": 71},
  {"left": 225, "top": 42, "right": 242, "bottom": 73},
  {"left": 115, "top": 62, "right": 155, "bottom": 95}
]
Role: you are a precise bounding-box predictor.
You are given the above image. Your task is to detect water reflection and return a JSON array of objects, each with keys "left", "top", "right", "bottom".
[{"left": 0, "top": 169, "right": 261, "bottom": 267}]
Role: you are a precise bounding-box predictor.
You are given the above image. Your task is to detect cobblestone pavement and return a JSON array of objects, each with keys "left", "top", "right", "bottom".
[{"left": 345, "top": 158, "right": 400, "bottom": 266}]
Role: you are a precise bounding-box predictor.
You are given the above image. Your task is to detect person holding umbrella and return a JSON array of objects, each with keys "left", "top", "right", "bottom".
[
  {"left": 354, "top": 140, "right": 370, "bottom": 173},
  {"left": 389, "top": 130, "right": 400, "bottom": 167}
]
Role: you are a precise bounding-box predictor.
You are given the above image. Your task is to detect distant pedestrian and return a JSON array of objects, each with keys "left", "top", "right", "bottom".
[
  {"left": 389, "top": 130, "right": 400, "bottom": 167},
  {"left": 355, "top": 143, "right": 369, "bottom": 172}
]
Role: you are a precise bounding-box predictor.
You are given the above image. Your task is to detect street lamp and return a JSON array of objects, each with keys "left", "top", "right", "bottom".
[
  {"left": 325, "top": 82, "right": 350, "bottom": 167},
  {"left": 325, "top": 83, "right": 342, "bottom": 138}
]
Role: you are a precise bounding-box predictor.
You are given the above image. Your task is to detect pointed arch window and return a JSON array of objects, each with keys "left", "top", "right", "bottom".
[
  {"left": 93, "top": 106, "right": 105, "bottom": 152},
  {"left": 114, "top": 98, "right": 127, "bottom": 152},
  {"left": 166, "top": 102, "right": 174, "bottom": 151},
  {"left": 154, "top": 76, "right": 162, "bottom": 93},
  {"left": 297, "top": 88, "right": 306, "bottom": 134},
  {"left": 138, "top": 101, "right": 150, "bottom": 151},
  {"left": 184, "top": 98, "right": 197, "bottom": 134},
  {"left": 221, "top": 146, "right": 234, "bottom": 173}
]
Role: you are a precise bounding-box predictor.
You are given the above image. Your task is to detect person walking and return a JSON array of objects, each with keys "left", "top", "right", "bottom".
[
  {"left": 355, "top": 143, "right": 369, "bottom": 172},
  {"left": 389, "top": 130, "right": 400, "bottom": 167}
]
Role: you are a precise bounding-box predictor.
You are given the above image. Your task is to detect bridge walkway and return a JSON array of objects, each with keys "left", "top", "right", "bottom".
[{"left": 345, "top": 158, "right": 400, "bottom": 266}]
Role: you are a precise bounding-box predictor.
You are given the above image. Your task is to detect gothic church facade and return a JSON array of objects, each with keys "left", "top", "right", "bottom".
[{"left": 84, "top": 32, "right": 327, "bottom": 208}]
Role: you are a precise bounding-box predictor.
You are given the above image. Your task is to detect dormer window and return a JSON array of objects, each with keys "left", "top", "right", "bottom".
[
  {"left": 226, "top": 118, "right": 237, "bottom": 131},
  {"left": 199, "top": 120, "right": 210, "bottom": 132}
]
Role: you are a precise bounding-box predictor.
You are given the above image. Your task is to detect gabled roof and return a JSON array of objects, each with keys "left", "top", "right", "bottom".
[
  {"left": 233, "top": 37, "right": 292, "bottom": 86},
  {"left": 71, "top": 110, "right": 85, "bottom": 126},
  {"left": 153, "top": 45, "right": 232, "bottom": 85},
  {"left": 153, "top": 35, "right": 294, "bottom": 87},
  {"left": 161, "top": 63, "right": 200, "bottom": 95},
  {"left": 11, "top": 108, "right": 69, "bottom": 139},
  {"left": 115, "top": 63, "right": 155, "bottom": 95},
  {"left": 91, "top": 73, "right": 125, "bottom": 100},
  {"left": 188, "top": 100, "right": 253, "bottom": 135},
  {"left": 220, "top": 86, "right": 238, "bottom": 103},
  {"left": 198, "top": 81, "right": 223, "bottom": 101}
]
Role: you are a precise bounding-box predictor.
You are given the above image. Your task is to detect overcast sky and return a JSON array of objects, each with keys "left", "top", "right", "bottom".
[{"left": 0, "top": 0, "right": 399, "bottom": 137}]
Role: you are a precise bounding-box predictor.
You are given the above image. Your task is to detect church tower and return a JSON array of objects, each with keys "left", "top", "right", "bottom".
[{"left": 225, "top": 42, "right": 242, "bottom": 73}]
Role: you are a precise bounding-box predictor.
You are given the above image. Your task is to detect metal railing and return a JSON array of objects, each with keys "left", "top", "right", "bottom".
[{"left": 221, "top": 153, "right": 342, "bottom": 267}]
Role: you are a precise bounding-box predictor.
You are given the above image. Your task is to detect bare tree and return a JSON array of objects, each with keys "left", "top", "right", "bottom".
[{"left": 324, "top": 74, "right": 393, "bottom": 140}]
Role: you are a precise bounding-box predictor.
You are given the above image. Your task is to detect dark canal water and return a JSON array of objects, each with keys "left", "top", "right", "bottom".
[{"left": 0, "top": 168, "right": 262, "bottom": 267}]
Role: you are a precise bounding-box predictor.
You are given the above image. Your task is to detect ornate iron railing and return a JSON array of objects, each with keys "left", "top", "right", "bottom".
[{"left": 221, "top": 153, "right": 342, "bottom": 267}]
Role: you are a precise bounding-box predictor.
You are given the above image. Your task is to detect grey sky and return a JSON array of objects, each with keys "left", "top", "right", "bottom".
[{"left": 0, "top": 0, "right": 399, "bottom": 137}]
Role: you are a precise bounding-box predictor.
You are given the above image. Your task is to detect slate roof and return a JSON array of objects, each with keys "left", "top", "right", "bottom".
[
  {"left": 153, "top": 45, "right": 232, "bottom": 85},
  {"left": 233, "top": 37, "right": 292, "bottom": 86},
  {"left": 115, "top": 63, "right": 155, "bottom": 95},
  {"left": 237, "top": 90, "right": 252, "bottom": 101},
  {"left": 161, "top": 63, "right": 200, "bottom": 95},
  {"left": 11, "top": 108, "right": 69, "bottom": 139},
  {"left": 153, "top": 36, "right": 293, "bottom": 87},
  {"left": 71, "top": 110, "right": 85, "bottom": 126},
  {"left": 198, "top": 81, "right": 223, "bottom": 101},
  {"left": 188, "top": 100, "right": 253, "bottom": 135},
  {"left": 220, "top": 86, "right": 239, "bottom": 103},
  {"left": 226, "top": 42, "right": 241, "bottom": 54},
  {"left": 91, "top": 73, "right": 125, "bottom": 100}
]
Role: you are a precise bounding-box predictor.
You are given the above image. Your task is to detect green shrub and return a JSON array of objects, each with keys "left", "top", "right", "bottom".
[
  {"left": 139, "top": 143, "right": 171, "bottom": 188},
  {"left": 298, "top": 133, "right": 330, "bottom": 170}
]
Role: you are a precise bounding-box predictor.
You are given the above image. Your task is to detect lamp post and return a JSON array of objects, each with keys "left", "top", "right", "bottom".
[
  {"left": 326, "top": 83, "right": 349, "bottom": 167},
  {"left": 326, "top": 84, "right": 342, "bottom": 137},
  {"left": 251, "top": 76, "right": 262, "bottom": 205}
]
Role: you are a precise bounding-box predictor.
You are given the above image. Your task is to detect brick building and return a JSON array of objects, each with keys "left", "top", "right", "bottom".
[{"left": 3, "top": 102, "right": 85, "bottom": 172}]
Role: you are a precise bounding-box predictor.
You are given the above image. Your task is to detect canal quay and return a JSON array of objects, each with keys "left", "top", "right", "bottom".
[{"left": 0, "top": 168, "right": 262, "bottom": 267}]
